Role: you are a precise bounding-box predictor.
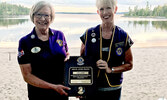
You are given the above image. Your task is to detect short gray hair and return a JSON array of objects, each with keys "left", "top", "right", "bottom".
[
  {"left": 30, "top": 1, "right": 55, "bottom": 23},
  {"left": 96, "top": 0, "right": 117, "bottom": 11}
]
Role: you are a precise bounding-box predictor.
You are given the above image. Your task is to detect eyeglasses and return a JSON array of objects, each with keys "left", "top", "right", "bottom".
[{"left": 34, "top": 13, "right": 51, "bottom": 19}]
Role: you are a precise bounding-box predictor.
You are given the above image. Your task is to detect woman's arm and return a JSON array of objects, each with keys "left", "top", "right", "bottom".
[
  {"left": 80, "top": 43, "right": 85, "bottom": 56},
  {"left": 111, "top": 47, "right": 133, "bottom": 73}
]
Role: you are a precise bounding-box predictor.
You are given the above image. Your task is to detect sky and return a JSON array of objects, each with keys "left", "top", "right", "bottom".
[{"left": 0, "top": 0, "right": 167, "bottom": 12}]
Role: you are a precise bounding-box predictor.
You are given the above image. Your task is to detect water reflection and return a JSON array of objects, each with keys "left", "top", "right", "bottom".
[
  {"left": 0, "top": 15, "right": 167, "bottom": 48},
  {"left": 152, "top": 21, "right": 167, "bottom": 31},
  {"left": 128, "top": 20, "right": 167, "bottom": 31},
  {"left": 0, "top": 18, "right": 28, "bottom": 27}
]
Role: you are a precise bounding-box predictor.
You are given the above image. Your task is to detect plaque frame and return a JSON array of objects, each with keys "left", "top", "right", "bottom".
[{"left": 64, "top": 56, "right": 97, "bottom": 96}]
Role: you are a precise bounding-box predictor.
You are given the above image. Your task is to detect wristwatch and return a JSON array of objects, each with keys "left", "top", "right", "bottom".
[{"left": 111, "top": 68, "right": 114, "bottom": 73}]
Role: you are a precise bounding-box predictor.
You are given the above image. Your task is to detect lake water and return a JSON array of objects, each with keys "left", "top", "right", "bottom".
[{"left": 0, "top": 14, "right": 167, "bottom": 48}]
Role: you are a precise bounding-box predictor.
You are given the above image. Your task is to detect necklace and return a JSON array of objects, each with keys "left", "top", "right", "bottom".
[{"left": 98, "top": 25, "right": 122, "bottom": 87}]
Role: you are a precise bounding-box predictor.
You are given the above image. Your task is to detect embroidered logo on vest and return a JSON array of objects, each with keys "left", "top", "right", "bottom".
[{"left": 116, "top": 47, "right": 123, "bottom": 56}]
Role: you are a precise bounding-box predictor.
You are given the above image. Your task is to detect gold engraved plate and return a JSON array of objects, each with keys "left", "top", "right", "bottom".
[{"left": 69, "top": 67, "right": 93, "bottom": 85}]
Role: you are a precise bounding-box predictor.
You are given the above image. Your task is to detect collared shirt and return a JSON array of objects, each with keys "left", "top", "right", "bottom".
[{"left": 17, "top": 27, "right": 68, "bottom": 97}]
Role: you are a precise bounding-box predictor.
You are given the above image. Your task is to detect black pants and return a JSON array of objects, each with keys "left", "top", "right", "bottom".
[
  {"left": 81, "top": 88, "right": 122, "bottom": 100},
  {"left": 29, "top": 96, "right": 68, "bottom": 100},
  {"left": 28, "top": 89, "right": 68, "bottom": 100}
]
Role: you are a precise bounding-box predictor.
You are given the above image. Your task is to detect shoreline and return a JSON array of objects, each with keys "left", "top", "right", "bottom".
[
  {"left": 1, "top": 42, "right": 167, "bottom": 57},
  {"left": 115, "top": 14, "right": 167, "bottom": 21},
  {"left": 1, "top": 41, "right": 167, "bottom": 48}
]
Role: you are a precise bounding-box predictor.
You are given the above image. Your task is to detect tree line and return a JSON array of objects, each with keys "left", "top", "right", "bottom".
[
  {"left": 0, "top": 2, "right": 30, "bottom": 17},
  {"left": 124, "top": 1, "right": 167, "bottom": 18}
]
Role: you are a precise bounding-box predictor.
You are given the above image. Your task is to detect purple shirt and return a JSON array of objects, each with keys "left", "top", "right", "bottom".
[
  {"left": 17, "top": 27, "right": 68, "bottom": 98},
  {"left": 18, "top": 27, "right": 68, "bottom": 64}
]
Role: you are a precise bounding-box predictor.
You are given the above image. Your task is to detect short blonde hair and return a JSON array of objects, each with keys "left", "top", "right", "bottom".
[
  {"left": 30, "top": 1, "right": 55, "bottom": 23},
  {"left": 96, "top": 0, "right": 117, "bottom": 11}
]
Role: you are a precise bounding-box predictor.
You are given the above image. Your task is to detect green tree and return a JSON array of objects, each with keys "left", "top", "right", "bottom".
[
  {"left": 125, "top": 2, "right": 167, "bottom": 18},
  {"left": 0, "top": 2, "right": 30, "bottom": 17}
]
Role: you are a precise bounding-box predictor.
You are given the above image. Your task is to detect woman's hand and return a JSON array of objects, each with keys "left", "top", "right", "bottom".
[
  {"left": 64, "top": 52, "right": 70, "bottom": 62},
  {"left": 51, "top": 84, "right": 71, "bottom": 96},
  {"left": 96, "top": 59, "right": 112, "bottom": 73}
]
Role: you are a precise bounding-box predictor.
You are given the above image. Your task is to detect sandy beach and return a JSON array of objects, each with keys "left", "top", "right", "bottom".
[{"left": 0, "top": 46, "right": 167, "bottom": 100}]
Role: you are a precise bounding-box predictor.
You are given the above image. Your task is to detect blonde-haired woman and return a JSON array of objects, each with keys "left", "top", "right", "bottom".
[
  {"left": 80, "top": 0, "right": 133, "bottom": 100},
  {"left": 18, "top": 1, "right": 70, "bottom": 100}
]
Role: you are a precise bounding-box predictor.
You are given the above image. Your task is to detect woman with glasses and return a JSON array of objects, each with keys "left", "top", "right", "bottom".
[{"left": 17, "top": 1, "right": 70, "bottom": 100}]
